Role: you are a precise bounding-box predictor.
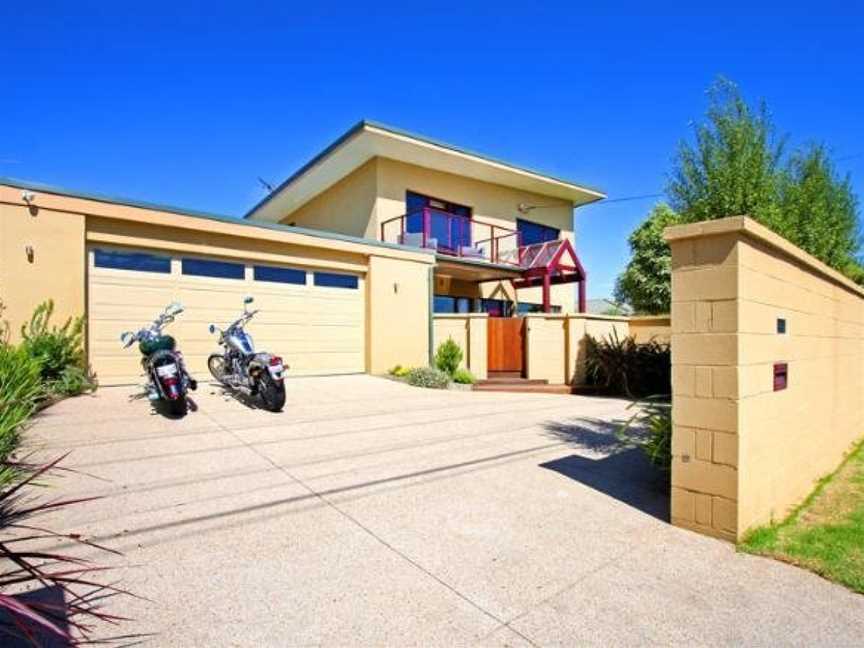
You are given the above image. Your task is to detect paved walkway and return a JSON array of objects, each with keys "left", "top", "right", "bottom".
[{"left": 26, "top": 375, "right": 864, "bottom": 646}]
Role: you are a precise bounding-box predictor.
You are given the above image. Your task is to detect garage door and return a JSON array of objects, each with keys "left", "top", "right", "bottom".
[{"left": 88, "top": 246, "right": 365, "bottom": 385}]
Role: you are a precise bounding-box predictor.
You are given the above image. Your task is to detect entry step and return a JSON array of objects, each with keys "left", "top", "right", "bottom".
[{"left": 473, "top": 375, "right": 572, "bottom": 394}]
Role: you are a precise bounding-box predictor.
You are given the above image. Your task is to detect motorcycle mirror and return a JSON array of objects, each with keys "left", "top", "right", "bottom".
[
  {"left": 166, "top": 301, "right": 184, "bottom": 316},
  {"left": 244, "top": 296, "right": 254, "bottom": 305},
  {"left": 208, "top": 324, "right": 216, "bottom": 334},
  {"left": 120, "top": 332, "right": 133, "bottom": 346}
]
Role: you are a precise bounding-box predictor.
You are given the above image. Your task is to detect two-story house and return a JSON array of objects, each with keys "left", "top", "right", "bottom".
[
  {"left": 245, "top": 121, "right": 604, "bottom": 316},
  {"left": 0, "top": 120, "right": 604, "bottom": 384}
]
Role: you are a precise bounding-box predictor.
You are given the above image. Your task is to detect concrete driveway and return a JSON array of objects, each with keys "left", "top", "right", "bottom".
[{"left": 26, "top": 375, "right": 864, "bottom": 646}]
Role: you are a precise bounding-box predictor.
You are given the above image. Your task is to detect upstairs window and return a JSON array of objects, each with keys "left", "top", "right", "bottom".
[
  {"left": 406, "top": 191, "right": 472, "bottom": 251},
  {"left": 517, "top": 218, "right": 560, "bottom": 247}
]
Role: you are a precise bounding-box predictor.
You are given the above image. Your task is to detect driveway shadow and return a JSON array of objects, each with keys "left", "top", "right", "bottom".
[{"left": 540, "top": 418, "right": 670, "bottom": 522}]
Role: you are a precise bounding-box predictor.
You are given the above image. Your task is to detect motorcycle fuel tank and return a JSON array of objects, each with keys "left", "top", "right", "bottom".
[{"left": 227, "top": 330, "right": 255, "bottom": 355}]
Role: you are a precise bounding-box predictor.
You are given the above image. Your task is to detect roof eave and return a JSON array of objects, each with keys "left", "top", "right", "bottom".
[{"left": 245, "top": 120, "right": 606, "bottom": 221}]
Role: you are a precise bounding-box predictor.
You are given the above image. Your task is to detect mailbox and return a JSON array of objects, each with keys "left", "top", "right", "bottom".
[{"left": 773, "top": 363, "right": 788, "bottom": 391}]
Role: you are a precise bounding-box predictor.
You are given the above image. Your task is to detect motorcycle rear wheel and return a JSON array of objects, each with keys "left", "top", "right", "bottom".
[
  {"left": 259, "top": 374, "right": 286, "bottom": 412},
  {"left": 165, "top": 396, "right": 188, "bottom": 417},
  {"left": 208, "top": 354, "right": 227, "bottom": 383}
]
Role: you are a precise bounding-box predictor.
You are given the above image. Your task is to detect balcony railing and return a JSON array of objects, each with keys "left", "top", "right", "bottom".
[{"left": 380, "top": 208, "right": 525, "bottom": 267}]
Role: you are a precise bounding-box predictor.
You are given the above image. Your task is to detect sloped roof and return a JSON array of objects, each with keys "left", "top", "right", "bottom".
[{"left": 246, "top": 120, "right": 606, "bottom": 222}]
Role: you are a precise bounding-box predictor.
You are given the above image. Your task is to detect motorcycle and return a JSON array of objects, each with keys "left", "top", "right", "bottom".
[
  {"left": 207, "top": 296, "right": 287, "bottom": 412},
  {"left": 120, "top": 302, "right": 197, "bottom": 417}
]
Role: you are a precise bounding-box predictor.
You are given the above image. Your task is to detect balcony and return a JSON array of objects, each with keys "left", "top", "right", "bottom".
[
  {"left": 380, "top": 208, "right": 523, "bottom": 267},
  {"left": 380, "top": 207, "right": 587, "bottom": 312}
]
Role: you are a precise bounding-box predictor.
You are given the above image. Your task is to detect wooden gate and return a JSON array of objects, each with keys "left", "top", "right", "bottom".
[{"left": 487, "top": 317, "right": 525, "bottom": 374}]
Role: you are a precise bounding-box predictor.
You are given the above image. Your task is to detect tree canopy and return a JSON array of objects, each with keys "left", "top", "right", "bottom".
[
  {"left": 614, "top": 203, "right": 681, "bottom": 314},
  {"left": 616, "top": 78, "right": 862, "bottom": 313}
]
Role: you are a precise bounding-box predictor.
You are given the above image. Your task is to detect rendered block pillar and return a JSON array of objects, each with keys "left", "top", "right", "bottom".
[{"left": 666, "top": 227, "right": 741, "bottom": 542}]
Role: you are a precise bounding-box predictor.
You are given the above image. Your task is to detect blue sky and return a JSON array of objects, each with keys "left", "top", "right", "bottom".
[{"left": 3, "top": 2, "right": 862, "bottom": 298}]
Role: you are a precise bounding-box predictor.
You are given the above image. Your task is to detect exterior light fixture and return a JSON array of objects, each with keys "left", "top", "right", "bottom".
[{"left": 517, "top": 203, "right": 562, "bottom": 214}]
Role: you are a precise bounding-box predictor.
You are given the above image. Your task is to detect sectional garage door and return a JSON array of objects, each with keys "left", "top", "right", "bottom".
[{"left": 87, "top": 246, "right": 365, "bottom": 385}]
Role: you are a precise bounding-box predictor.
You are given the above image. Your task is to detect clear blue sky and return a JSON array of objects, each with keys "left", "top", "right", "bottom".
[{"left": 3, "top": 2, "right": 862, "bottom": 299}]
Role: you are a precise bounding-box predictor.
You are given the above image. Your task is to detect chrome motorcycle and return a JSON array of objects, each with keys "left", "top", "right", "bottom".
[
  {"left": 120, "top": 302, "right": 197, "bottom": 416},
  {"left": 207, "top": 297, "right": 287, "bottom": 412}
]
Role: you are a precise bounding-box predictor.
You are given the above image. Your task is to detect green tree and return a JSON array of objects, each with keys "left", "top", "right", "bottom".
[
  {"left": 668, "top": 77, "right": 785, "bottom": 231},
  {"left": 616, "top": 78, "right": 863, "bottom": 309},
  {"left": 614, "top": 204, "right": 681, "bottom": 314},
  {"left": 778, "top": 144, "right": 860, "bottom": 270}
]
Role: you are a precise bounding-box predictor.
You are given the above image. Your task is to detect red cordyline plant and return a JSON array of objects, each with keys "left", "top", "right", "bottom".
[{"left": 0, "top": 454, "right": 134, "bottom": 646}]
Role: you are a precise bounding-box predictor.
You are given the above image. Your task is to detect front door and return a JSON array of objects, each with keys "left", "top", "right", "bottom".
[{"left": 487, "top": 318, "right": 525, "bottom": 374}]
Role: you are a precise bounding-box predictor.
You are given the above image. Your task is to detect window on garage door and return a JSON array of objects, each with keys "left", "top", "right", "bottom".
[
  {"left": 94, "top": 248, "right": 171, "bottom": 273},
  {"left": 313, "top": 272, "right": 358, "bottom": 289},
  {"left": 181, "top": 257, "right": 245, "bottom": 279},
  {"left": 253, "top": 265, "right": 307, "bottom": 285}
]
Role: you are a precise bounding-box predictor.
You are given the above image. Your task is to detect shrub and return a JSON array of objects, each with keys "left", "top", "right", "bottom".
[
  {"left": 388, "top": 364, "right": 411, "bottom": 378},
  {"left": 452, "top": 368, "right": 476, "bottom": 385},
  {"left": 20, "top": 300, "right": 95, "bottom": 396},
  {"left": 406, "top": 366, "right": 450, "bottom": 389},
  {"left": 434, "top": 339, "right": 463, "bottom": 377},
  {"left": 0, "top": 344, "right": 43, "bottom": 460},
  {"left": 584, "top": 330, "right": 670, "bottom": 398},
  {"left": 617, "top": 396, "right": 672, "bottom": 471}
]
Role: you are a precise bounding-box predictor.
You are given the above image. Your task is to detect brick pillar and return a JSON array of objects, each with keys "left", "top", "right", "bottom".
[{"left": 666, "top": 225, "right": 741, "bottom": 541}]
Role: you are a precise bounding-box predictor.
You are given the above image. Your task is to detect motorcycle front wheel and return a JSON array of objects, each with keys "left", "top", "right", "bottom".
[
  {"left": 259, "top": 374, "right": 286, "bottom": 412},
  {"left": 207, "top": 354, "right": 228, "bottom": 383}
]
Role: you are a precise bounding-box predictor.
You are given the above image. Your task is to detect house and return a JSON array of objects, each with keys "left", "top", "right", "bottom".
[
  {"left": 0, "top": 120, "right": 607, "bottom": 386},
  {"left": 245, "top": 121, "right": 604, "bottom": 317}
]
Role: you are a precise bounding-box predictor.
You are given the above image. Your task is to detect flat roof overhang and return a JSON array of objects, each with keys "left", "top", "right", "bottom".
[
  {"left": 247, "top": 120, "right": 606, "bottom": 222},
  {"left": 434, "top": 255, "right": 524, "bottom": 282}
]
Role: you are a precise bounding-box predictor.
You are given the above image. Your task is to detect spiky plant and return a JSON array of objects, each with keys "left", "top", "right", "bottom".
[{"left": 0, "top": 455, "right": 133, "bottom": 645}]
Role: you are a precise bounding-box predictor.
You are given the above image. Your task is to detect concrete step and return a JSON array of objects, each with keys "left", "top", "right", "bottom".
[
  {"left": 478, "top": 377, "right": 549, "bottom": 386},
  {"left": 473, "top": 383, "right": 573, "bottom": 394}
]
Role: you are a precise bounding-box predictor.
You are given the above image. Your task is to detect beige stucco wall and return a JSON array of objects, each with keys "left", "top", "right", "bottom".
[
  {"left": 432, "top": 314, "right": 488, "bottom": 379},
  {"left": 285, "top": 158, "right": 378, "bottom": 238},
  {"left": 567, "top": 314, "right": 633, "bottom": 385},
  {"left": 0, "top": 199, "right": 86, "bottom": 343},
  {"left": 629, "top": 315, "right": 672, "bottom": 344},
  {"left": 666, "top": 216, "right": 864, "bottom": 541},
  {"left": 523, "top": 313, "right": 639, "bottom": 385},
  {"left": 0, "top": 182, "right": 434, "bottom": 378},
  {"left": 366, "top": 256, "right": 432, "bottom": 374}
]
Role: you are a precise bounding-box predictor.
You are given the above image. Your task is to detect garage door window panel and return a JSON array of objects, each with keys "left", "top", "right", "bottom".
[
  {"left": 181, "top": 258, "right": 245, "bottom": 279},
  {"left": 94, "top": 249, "right": 171, "bottom": 274},
  {"left": 253, "top": 265, "right": 307, "bottom": 285},
  {"left": 313, "top": 272, "right": 359, "bottom": 289}
]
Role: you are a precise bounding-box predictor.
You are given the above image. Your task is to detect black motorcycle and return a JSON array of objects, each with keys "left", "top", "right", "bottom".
[
  {"left": 120, "top": 302, "right": 197, "bottom": 416},
  {"left": 207, "top": 296, "right": 287, "bottom": 412}
]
